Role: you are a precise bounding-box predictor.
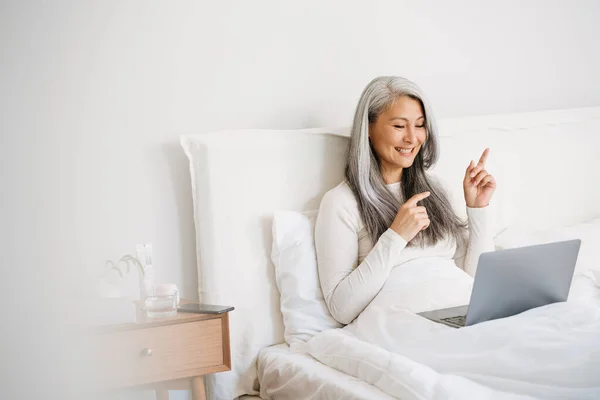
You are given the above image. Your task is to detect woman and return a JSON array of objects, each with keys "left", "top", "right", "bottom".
[{"left": 315, "top": 76, "right": 496, "bottom": 324}]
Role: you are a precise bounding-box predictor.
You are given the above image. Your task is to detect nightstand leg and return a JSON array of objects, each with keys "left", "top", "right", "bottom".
[
  {"left": 191, "top": 376, "right": 207, "bottom": 400},
  {"left": 155, "top": 390, "right": 169, "bottom": 400}
]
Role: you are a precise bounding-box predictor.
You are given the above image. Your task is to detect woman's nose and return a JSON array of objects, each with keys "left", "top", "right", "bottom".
[{"left": 404, "top": 126, "right": 417, "bottom": 143}]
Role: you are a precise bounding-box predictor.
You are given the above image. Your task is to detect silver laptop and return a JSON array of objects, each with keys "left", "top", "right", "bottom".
[{"left": 418, "top": 239, "right": 581, "bottom": 328}]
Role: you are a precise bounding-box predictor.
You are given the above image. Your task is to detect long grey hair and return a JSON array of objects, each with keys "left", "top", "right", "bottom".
[{"left": 345, "top": 76, "right": 467, "bottom": 248}]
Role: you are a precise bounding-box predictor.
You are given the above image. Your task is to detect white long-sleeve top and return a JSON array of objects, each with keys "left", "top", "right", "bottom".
[{"left": 315, "top": 181, "right": 495, "bottom": 324}]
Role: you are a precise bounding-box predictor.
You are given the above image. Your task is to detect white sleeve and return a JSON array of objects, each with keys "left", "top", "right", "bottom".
[
  {"left": 315, "top": 190, "right": 407, "bottom": 324},
  {"left": 454, "top": 206, "right": 496, "bottom": 276}
]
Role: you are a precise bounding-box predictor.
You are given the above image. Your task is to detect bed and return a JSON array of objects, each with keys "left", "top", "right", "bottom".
[
  {"left": 182, "top": 107, "right": 600, "bottom": 399},
  {"left": 257, "top": 343, "right": 393, "bottom": 399}
]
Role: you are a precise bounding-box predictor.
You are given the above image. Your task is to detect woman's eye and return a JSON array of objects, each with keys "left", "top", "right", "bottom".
[
  {"left": 416, "top": 125, "right": 425, "bottom": 128},
  {"left": 394, "top": 125, "right": 405, "bottom": 129}
]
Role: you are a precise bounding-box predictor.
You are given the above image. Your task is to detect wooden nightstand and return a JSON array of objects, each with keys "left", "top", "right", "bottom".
[{"left": 92, "top": 302, "right": 233, "bottom": 400}]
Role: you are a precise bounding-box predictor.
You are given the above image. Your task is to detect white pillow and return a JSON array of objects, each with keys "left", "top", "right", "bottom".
[
  {"left": 271, "top": 210, "right": 342, "bottom": 345},
  {"left": 494, "top": 218, "right": 600, "bottom": 285}
]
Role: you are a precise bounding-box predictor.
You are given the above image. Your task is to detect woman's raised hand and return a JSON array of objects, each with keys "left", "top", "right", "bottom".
[{"left": 463, "top": 148, "right": 497, "bottom": 208}]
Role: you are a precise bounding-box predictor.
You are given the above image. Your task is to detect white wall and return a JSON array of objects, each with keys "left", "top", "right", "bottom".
[
  {"left": 3, "top": 1, "right": 600, "bottom": 398},
  {"left": 5, "top": 0, "right": 600, "bottom": 305},
  {"left": 5, "top": 0, "right": 600, "bottom": 303}
]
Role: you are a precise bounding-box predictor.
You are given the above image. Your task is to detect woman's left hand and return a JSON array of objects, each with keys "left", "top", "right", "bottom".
[{"left": 463, "top": 148, "right": 497, "bottom": 208}]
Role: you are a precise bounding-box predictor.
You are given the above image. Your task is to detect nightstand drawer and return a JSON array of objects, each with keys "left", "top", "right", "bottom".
[{"left": 95, "top": 318, "right": 224, "bottom": 388}]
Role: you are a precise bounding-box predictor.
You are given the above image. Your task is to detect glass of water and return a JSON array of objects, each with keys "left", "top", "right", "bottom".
[{"left": 144, "top": 288, "right": 178, "bottom": 318}]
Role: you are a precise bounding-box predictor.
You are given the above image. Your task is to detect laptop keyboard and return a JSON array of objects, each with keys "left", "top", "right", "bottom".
[{"left": 441, "top": 315, "right": 467, "bottom": 327}]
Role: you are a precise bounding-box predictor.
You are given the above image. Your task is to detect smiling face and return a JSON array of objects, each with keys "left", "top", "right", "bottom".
[{"left": 368, "top": 95, "right": 427, "bottom": 184}]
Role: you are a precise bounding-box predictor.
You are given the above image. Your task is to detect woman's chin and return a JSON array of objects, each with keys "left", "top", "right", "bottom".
[
  {"left": 397, "top": 160, "right": 415, "bottom": 169},
  {"left": 382, "top": 158, "right": 415, "bottom": 173}
]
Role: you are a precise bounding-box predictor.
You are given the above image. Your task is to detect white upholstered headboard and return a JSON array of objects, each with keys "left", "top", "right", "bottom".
[
  {"left": 181, "top": 128, "right": 350, "bottom": 399},
  {"left": 181, "top": 107, "right": 600, "bottom": 399}
]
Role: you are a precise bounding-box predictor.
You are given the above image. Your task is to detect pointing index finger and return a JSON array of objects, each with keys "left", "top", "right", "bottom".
[
  {"left": 406, "top": 191, "right": 430, "bottom": 207},
  {"left": 478, "top": 148, "right": 490, "bottom": 166}
]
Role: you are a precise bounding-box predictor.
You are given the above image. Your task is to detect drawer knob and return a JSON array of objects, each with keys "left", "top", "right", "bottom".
[{"left": 140, "top": 348, "right": 153, "bottom": 357}]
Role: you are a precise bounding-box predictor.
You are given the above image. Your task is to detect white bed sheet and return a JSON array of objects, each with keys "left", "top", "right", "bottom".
[
  {"left": 257, "top": 343, "right": 395, "bottom": 400},
  {"left": 304, "top": 276, "right": 600, "bottom": 400}
]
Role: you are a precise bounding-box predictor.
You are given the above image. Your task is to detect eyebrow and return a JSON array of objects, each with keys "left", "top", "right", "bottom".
[{"left": 389, "top": 116, "right": 425, "bottom": 122}]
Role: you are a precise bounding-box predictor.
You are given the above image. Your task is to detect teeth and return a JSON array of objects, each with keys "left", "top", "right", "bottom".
[{"left": 396, "top": 148, "right": 412, "bottom": 154}]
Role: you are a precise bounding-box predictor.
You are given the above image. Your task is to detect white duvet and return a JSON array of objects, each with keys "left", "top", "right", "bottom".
[{"left": 302, "top": 260, "right": 600, "bottom": 400}]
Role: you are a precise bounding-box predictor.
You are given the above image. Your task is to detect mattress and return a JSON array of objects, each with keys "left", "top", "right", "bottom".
[{"left": 257, "top": 343, "right": 395, "bottom": 400}]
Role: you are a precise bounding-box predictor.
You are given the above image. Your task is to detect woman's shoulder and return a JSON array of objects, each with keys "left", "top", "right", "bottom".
[
  {"left": 321, "top": 181, "right": 356, "bottom": 204},
  {"left": 319, "top": 181, "right": 360, "bottom": 216}
]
